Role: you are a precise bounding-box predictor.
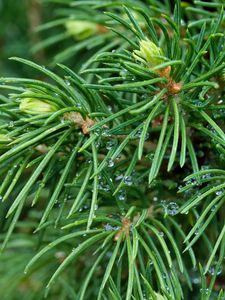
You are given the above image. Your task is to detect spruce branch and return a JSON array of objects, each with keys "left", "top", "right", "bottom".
[{"left": 0, "top": 0, "right": 225, "bottom": 299}]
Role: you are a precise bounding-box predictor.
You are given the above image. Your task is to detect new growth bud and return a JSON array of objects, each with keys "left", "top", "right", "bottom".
[
  {"left": 20, "top": 98, "right": 58, "bottom": 115},
  {"left": 133, "top": 39, "right": 164, "bottom": 67},
  {"left": 65, "top": 20, "right": 100, "bottom": 40},
  {"left": 154, "top": 293, "right": 164, "bottom": 300},
  {"left": 0, "top": 134, "right": 11, "bottom": 145}
]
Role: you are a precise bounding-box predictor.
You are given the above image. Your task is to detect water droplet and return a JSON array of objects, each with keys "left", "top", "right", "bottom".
[
  {"left": 145, "top": 132, "right": 149, "bottom": 140},
  {"left": 107, "top": 159, "right": 114, "bottom": 168},
  {"left": 211, "top": 204, "right": 217, "bottom": 212},
  {"left": 115, "top": 154, "right": 122, "bottom": 161},
  {"left": 115, "top": 174, "right": 123, "bottom": 181},
  {"left": 216, "top": 190, "right": 223, "bottom": 196},
  {"left": 186, "top": 178, "right": 197, "bottom": 186},
  {"left": 106, "top": 140, "right": 115, "bottom": 150},
  {"left": 8, "top": 121, "right": 14, "bottom": 128},
  {"left": 94, "top": 128, "right": 102, "bottom": 136},
  {"left": 107, "top": 105, "right": 112, "bottom": 112},
  {"left": 181, "top": 19, "right": 185, "bottom": 26},
  {"left": 194, "top": 227, "right": 200, "bottom": 235},
  {"left": 207, "top": 125, "right": 216, "bottom": 135},
  {"left": 65, "top": 79, "right": 71, "bottom": 86},
  {"left": 166, "top": 202, "right": 179, "bottom": 216},
  {"left": 201, "top": 173, "right": 211, "bottom": 179},
  {"left": 123, "top": 176, "right": 132, "bottom": 186},
  {"left": 118, "top": 189, "right": 126, "bottom": 201},
  {"left": 102, "top": 130, "right": 111, "bottom": 137},
  {"left": 136, "top": 129, "right": 142, "bottom": 138},
  {"left": 106, "top": 251, "right": 113, "bottom": 258},
  {"left": 208, "top": 262, "right": 222, "bottom": 275},
  {"left": 104, "top": 223, "right": 119, "bottom": 231},
  {"left": 191, "top": 275, "right": 200, "bottom": 284},
  {"left": 148, "top": 153, "right": 154, "bottom": 160},
  {"left": 165, "top": 285, "right": 170, "bottom": 291},
  {"left": 193, "top": 99, "right": 205, "bottom": 107},
  {"left": 98, "top": 182, "right": 110, "bottom": 192},
  {"left": 141, "top": 94, "right": 147, "bottom": 99},
  {"left": 98, "top": 183, "right": 103, "bottom": 190},
  {"left": 178, "top": 185, "right": 183, "bottom": 191},
  {"left": 55, "top": 251, "right": 66, "bottom": 259},
  {"left": 103, "top": 184, "right": 110, "bottom": 192},
  {"left": 104, "top": 223, "right": 113, "bottom": 231}
]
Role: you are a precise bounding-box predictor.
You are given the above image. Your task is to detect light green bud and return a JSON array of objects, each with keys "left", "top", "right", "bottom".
[
  {"left": 20, "top": 98, "right": 58, "bottom": 115},
  {"left": 133, "top": 39, "right": 164, "bottom": 67},
  {"left": 65, "top": 20, "right": 99, "bottom": 40},
  {"left": 154, "top": 292, "right": 165, "bottom": 300},
  {"left": 0, "top": 134, "right": 11, "bottom": 145}
]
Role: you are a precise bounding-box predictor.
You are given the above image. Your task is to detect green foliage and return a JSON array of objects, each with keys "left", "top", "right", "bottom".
[{"left": 0, "top": 0, "right": 225, "bottom": 299}]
